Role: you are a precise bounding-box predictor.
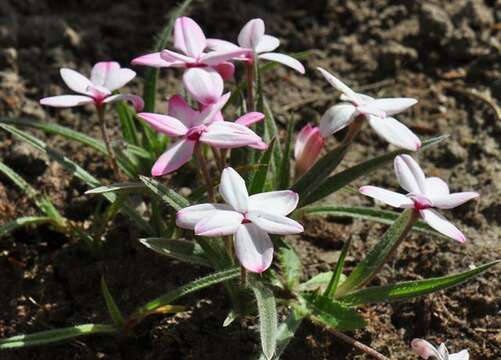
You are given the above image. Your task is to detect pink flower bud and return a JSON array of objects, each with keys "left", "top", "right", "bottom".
[{"left": 294, "top": 124, "right": 324, "bottom": 176}]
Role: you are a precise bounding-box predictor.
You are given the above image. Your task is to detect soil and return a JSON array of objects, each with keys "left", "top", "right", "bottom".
[{"left": 0, "top": 0, "right": 500, "bottom": 359}]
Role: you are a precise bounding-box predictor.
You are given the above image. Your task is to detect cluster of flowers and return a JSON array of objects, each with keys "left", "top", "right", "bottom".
[{"left": 39, "top": 16, "right": 478, "bottom": 357}]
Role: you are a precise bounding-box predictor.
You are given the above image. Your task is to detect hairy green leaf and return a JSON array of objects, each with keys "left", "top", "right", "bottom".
[
  {"left": 278, "top": 246, "right": 302, "bottom": 291},
  {"left": 252, "top": 285, "right": 278, "bottom": 360},
  {"left": 139, "top": 237, "right": 210, "bottom": 267},
  {"left": 139, "top": 175, "right": 190, "bottom": 210}
]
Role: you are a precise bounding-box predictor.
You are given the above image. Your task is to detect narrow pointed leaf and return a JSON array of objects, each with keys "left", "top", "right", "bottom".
[
  {"left": 278, "top": 117, "right": 294, "bottom": 190},
  {"left": 101, "top": 276, "right": 125, "bottom": 328},
  {"left": 0, "top": 216, "right": 52, "bottom": 238},
  {"left": 252, "top": 284, "right": 278, "bottom": 360},
  {"left": 85, "top": 182, "right": 146, "bottom": 195},
  {"left": 139, "top": 175, "right": 190, "bottom": 210},
  {"left": 249, "top": 138, "right": 276, "bottom": 194},
  {"left": 139, "top": 237, "right": 210, "bottom": 267},
  {"left": 339, "top": 260, "right": 500, "bottom": 306},
  {"left": 263, "top": 100, "right": 282, "bottom": 189},
  {"left": 114, "top": 101, "right": 139, "bottom": 145},
  {"left": 324, "top": 238, "right": 351, "bottom": 298},
  {"left": 278, "top": 246, "right": 302, "bottom": 291}
]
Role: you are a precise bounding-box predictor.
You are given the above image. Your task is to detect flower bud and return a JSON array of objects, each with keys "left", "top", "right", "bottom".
[{"left": 294, "top": 124, "right": 324, "bottom": 177}]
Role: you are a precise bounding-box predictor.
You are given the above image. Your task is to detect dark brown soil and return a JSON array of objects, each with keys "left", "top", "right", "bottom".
[{"left": 0, "top": 0, "right": 500, "bottom": 359}]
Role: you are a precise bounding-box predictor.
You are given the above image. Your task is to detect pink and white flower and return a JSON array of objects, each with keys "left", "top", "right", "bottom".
[
  {"left": 206, "top": 18, "right": 305, "bottom": 74},
  {"left": 411, "top": 338, "right": 469, "bottom": 360},
  {"left": 294, "top": 124, "right": 324, "bottom": 176},
  {"left": 132, "top": 17, "right": 246, "bottom": 80},
  {"left": 137, "top": 94, "right": 266, "bottom": 176},
  {"left": 40, "top": 62, "right": 144, "bottom": 111},
  {"left": 359, "top": 155, "right": 479, "bottom": 242},
  {"left": 318, "top": 67, "right": 420, "bottom": 150},
  {"left": 176, "top": 167, "right": 303, "bottom": 272}
]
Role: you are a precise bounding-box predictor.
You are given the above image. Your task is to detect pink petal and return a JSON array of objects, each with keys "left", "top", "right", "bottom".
[
  {"left": 419, "top": 209, "right": 466, "bottom": 242},
  {"left": 168, "top": 95, "right": 199, "bottom": 128},
  {"left": 131, "top": 52, "right": 172, "bottom": 67},
  {"left": 60, "top": 68, "right": 93, "bottom": 95},
  {"left": 359, "top": 185, "right": 414, "bottom": 208},
  {"left": 258, "top": 52, "right": 305, "bottom": 74},
  {"left": 176, "top": 204, "right": 233, "bottom": 230},
  {"left": 319, "top": 103, "right": 356, "bottom": 137},
  {"left": 424, "top": 177, "right": 450, "bottom": 199},
  {"left": 90, "top": 61, "right": 120, "bottom": 86},
  {"left": 160, "top": 49, "right": 195, "bottom": 64},
  {"left": 151, "top": 139, "right": 195, "bottom": 176},
  {"left": 431, "top": 192, "right": 479, "bottom": 209},
  {"left": 235, "top": 112, "right": 265, "bottom": 127},
  {"left": 212, "top": 62, "right": 235, "bottom": 81},
  {"left": 247, "top": 210, "right": 303, "bottom": 235},
  {"left": 249, "top": 141, "right": 269, "bottom": 150},
  {"left": 394, "top": 154, "right": 426, "bottom": 194},
  {"left": 40, "top": 95, "right": 94, "bottom": 107},
  {"left": 174, "top": 16, "right": 206, "bottom": 58},
  {"left": 183, "top": 68, "right": 223, "bottom": 105},
  {"left": 206, "top": 38, "right": 241, "bottom": 52},
  {"left": 196, "top": 92, "right": 230, "bottom": 125},
  {"left": 411, "top": 339, "right": 443, "bottom": 359},
  {"left": 137, "top": 112, "right": 188, "bottom": 136},
  {"left": 368, "top": 115, "right": 421, "bottom": 151},
  {"left": 248, "top": 190, "right": 299, "bottom": 216},
  {"left": 234, "top": 223, "right": 273, "bottom": 273},
  {"left": 103, "top": 94, "right": 144, "bottom": 111},
  {"left": 103, "top": 67, "right": 136, "bottom": 92},
  {"left": 369, "top": 98, "right": 418, "bottom": 116},
  {"left": 294, "top": 124, "right": 324, "bottom": 175},
  {"left": 255, "top": 35, "right": 280, "bottom": 53},
  {"left": 201, "top": 49, "right": 249, "bottom": 66},
  {"left": 238, "top": 18, "right": 265, "bottom": 49},
  {"left": 201, "top": 122, "right": 262, "bottom": 148},
  {"left": 218, "top": 167, "right": 249, "bottom": 213},
  {"left": 317, "top": 67, "right": 358, "bottom": 102},
  {"left": 194, "top": 210, "right": 243, "bottom": 236}
]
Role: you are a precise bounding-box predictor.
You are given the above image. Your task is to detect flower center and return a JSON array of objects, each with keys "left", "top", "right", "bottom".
[
  {"left": 411, "top": 195, "right": 432, "bottom": 210},
  {"left": 186, "top": 125, "right": 206, "bottom": 141},
  {"left": 185, "top": 62, "right": 207, "bottom": 68},
  {"left": 241, "top": 218, "right": 252, "bottom": 224}
]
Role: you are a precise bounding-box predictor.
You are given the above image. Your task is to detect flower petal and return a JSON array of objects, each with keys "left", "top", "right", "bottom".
[
  {"left": 431, "top": 192, "right": 479, "bottom": 209},
  {"left": 255, "top": 35, "right": 280, "bottom": 53},
  {"left": 238, "top": 18, "right": 265, "bottom": 49},
  {"left": 103, "top": 67, "right": 136, "bottom": 92},
  {"left": 235, "top": 112, "right": 265, "bottom": 127},
  {"left": 449, "top": 350, "right": 470, "bottom": 360},
  {"left": 319, "top": 103, "right": 356, "bottom": 137},
  {"left": 212, "top": 62, "right": 235, "bottom": 81},
  {"left": 368, "top": 115, "right": 421, "bottom": 151},
  {"left": 317, "top": 67, "right": 358, "bottom": 102},
  {"left": 174, "top": 16, "right": 206, "bottom": 58},
  {"left": 359, "top": 185, "right": 414, "bottom": 208},
  {"left": 196, "top": 92, "right": 230, "bottom": 125},
  {"left": 201, "top": 122, "right": 262, "bottom": 148},
  {"left": 235, "top": 223, "right": 273, "bottom": 273},
  {"left": 168, "top": 95, "right": 199, "bottom": 128},
  {"left": 219, "top": 167, "right": 249, "bottom": 212},
  {"left": 194, "top": 210, "right": 244, "bottom": 236},
  {"left": 103, "top": 94, "right": 144, "bottom": 111},
  {"left": 160, "top": 49, "right": 195, "bottom": 64},
  {"left": 131, "top": 52, "right": 172, "bottom": 67},
  {"left": 176, "top": 204, "right": 233, "bottom": 229},
  {"left": 60, "top": 68, "right": 93, "bottom": 95},
  {"left": 420, "top": 209, "right": 466, "bottom": 242},
  {"left": 247, "top": 210, "right": 304, "bottom": 235},
  {"left": 411, "top": 339, "right": 444, "bottom": 360},
  {"left": 183, "top": 68, "right": 224, "bottom": 105},
  {"left": 424, "top": 177, "right": 450, "bottom": 198},
  {"left": 394, "top": 154, "right": 426, "bottom": 194},
  {"left": 90, "top": 61, "right": 120, "bottom": 86},
  {"left": 206, "top": 38, "right": 241, "bottom": 52},
  {"left": 201, "top": 49, "right": 249, "bottom": 66},
  {"left": 294, "top": 124, "right": 324, "bottom": 175},
  {"left": 248, "top": 190, "right": 299, "bottom": 216},
  {"left": 258, "top": 52, "right": 305, "bottom": 74},
  {"left": 368, "top": 98, "right": 417, "bottom": 116},
  {"left": 40, "top": 95, "right": 94, "bottom": 107},
  {"left": 151, "top": 139, "right": 195, "bottom": 176},
  {"left": 137, "top": 112, "right": 188, "bottom": 136}
]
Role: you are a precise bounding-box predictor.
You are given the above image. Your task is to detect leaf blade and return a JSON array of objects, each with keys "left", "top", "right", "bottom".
[{"left": 252, "top": 285, "right": 278, "bottom": 360}]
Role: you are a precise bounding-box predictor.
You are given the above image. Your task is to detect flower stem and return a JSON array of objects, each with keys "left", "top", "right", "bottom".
[
  {"left": 240, "top": 265, "right": 248, "bottom": 288},
  {"left": 194, "top": 144, "right": 215, "bottom": 202},
  {"left": 328, "top": 329, "right": 390, "bottom": 360},
  {"left": 245, "top": 62, "right": 254, "bottom": 111},
  {"left": 343, "top": 115, "right": 365, "bottom": 145},
  {"left": 211, "top": 146, "right": 225, "bottom": 172},
  {"left": 96, "top": 105, "right": 121, "bottom": 181}
]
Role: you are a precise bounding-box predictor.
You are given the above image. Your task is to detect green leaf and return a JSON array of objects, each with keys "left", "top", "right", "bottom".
[
  {"left": 324, "top": 238, "right": 351, "bottom": 298},
  {"left": 278, "top": 246, "right": 302, "bottom": 291},
  {"left": 114, "top": 101, "right": 139, "bottom": 146},
  {"left": 0, "top": 216, "right": 52, "bottom": 238},
  {"left": 300, "top": 206, "right": 447, "bottom": 239},
  {"left": 278, "top": 117, "right": 294, "bottom": 190},
  {"left": 292, "top": 143, "right": 350, "bottom": 207},
  {"left": 131, "top": 267, "right": 239, "bottom": 320},
  {"left": 339, "top": 260, "right": 500, "bottom": 306},
  {"left": 299, "top": 272, "right": 349, "bottom": 293},
  {"left": 101, "top": 276, "right": 125, "bottom": 329},
  {"left": 0, "top": 323, "right": 116, "bottom": 349},
  {"left": 263, "top": 100, "right": 282, "bottom": 189},
  {"left": 336, "top": 209, "right": 418, "bottom": 297},
  {"left": 249, "top": 138, "right": 276, "bottom": 194},
  {"left": 139, "top": 237, "right": 210, "bottom": 267},
  {"left": 85, "top": 182, "right": 146, "bottom": 195},
  {"left": 301, "top": 294, "right": 366, "bottom": 331},
  {"left": 252, "top": 285, "right": 278, "bottom": 360},
  {"left": 300, "top": 135, "right": 448, "bottom": 206},
  {"left": 139, "top": 175, "right": 190, "bottom": 210}
]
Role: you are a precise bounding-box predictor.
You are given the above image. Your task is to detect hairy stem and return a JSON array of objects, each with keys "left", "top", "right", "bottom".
[
  {"left": 194, "top": 144, "right": 215, "bottom": 202},
  {"left": 328, "top": 329, "right": 390, "bottom": 360},
  {"left": 96, "top": 105, "right": 121, "bottom": 180}
]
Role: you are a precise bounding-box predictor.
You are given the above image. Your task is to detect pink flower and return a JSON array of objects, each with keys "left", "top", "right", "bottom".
[
  {"left": 40, "top": 62, "right": 144, "bottom": 111},
  {"left": 176, "top": 167, "right": 303, "bottom": 272},
  {"left": 137, "top": 94, "right": 266, "bottom": 176},
  {"left": 294, "top": 124, "right": 324, "bottom": 176},
  {"left": 132, "top": 17, "right": 246, "bottom": 80},
  {"left": 359, "top": 155, "right": 479, "bottom": 242},
  {"left": 318, "top": 67, "right": 420, "bottom": 150},
  {"left": 411, "top": 338, "right": 469, "bottom": 360},
  {"left": 206, "top": 18, "right": 305, "bottom": 74}
]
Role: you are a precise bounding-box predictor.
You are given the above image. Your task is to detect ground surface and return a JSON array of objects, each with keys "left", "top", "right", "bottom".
[{"left": 0, "top": 0, "right": 500, "bottom": 359}]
